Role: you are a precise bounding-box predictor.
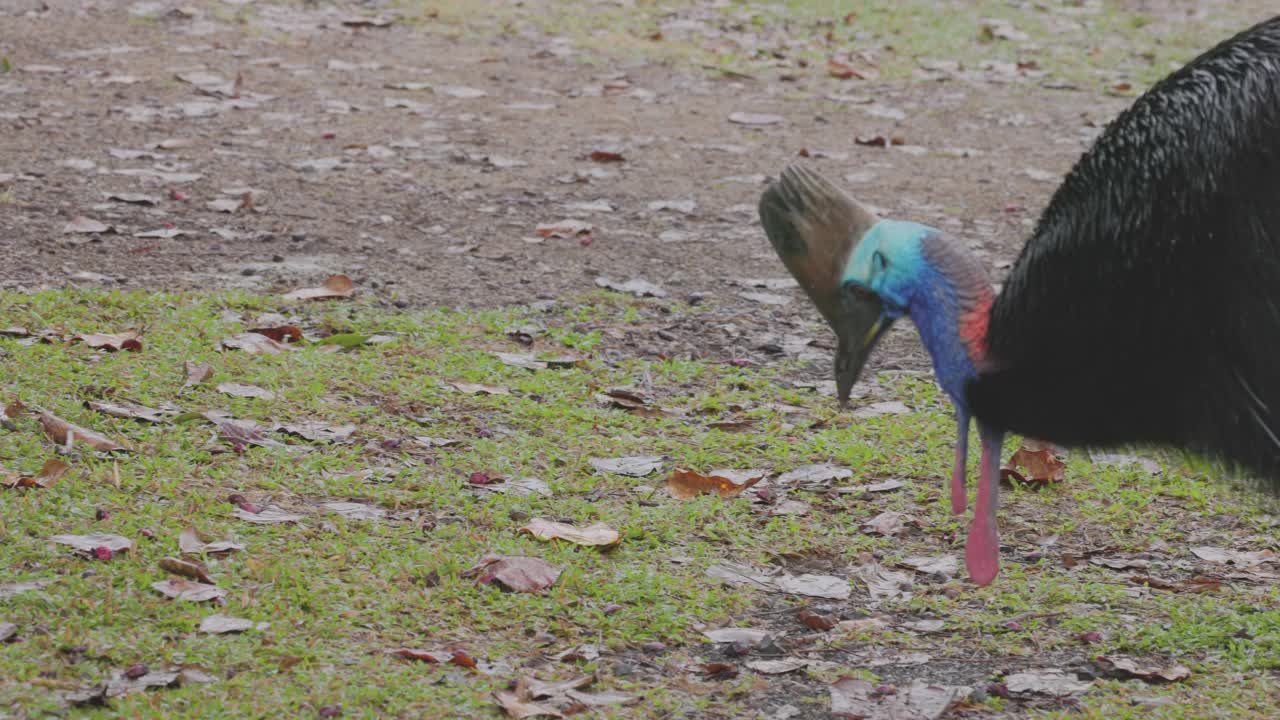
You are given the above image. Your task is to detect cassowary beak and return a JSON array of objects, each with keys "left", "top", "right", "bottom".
[{"left": 834, "top": 290, "right": 891, "bottom": 405}]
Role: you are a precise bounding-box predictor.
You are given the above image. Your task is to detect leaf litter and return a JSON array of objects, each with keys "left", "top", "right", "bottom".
[{"left": 519, "top": 518, "right": 620, "bottom": 547}]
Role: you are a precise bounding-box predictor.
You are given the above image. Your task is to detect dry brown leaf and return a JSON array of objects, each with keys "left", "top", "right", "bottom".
[
  {"left": 493, "top": 690, "right": 563, "bottom": 719},
  {"left": 216, "top": 383, "right": 276, "bottom": 400},
  {"left": 387, "top": 648, "right": 477, "bottom": 667},
  {"left": 666, "top": 468, "right": 763, "bottom": 499},
  {"left": 2, "top": 459, "right": 70, "bottom": 489},
  {"left": 463, "top": 554, "right": 561, "bottom": 593},
  {"left": 248, "top": 325, "right": 304, "bottom": 343},
  {"left": 0, "top": 580, "right": 56, "bottom": 598},
  {"left": 520, "top": 519, "right": 620, "bottom": 548},
  {"left": 1004, "top": 440, "right": 1066, "bottom": 483},
  {"left": 1005, "top": 670, "right": 1094, "bottom": 696},
  {"left": 182, "top": 361, "right": 213, "bottom": 389},
  {"left": 274, "top": 421, "right": 356, "bottom": 444},
  {"left": 36, "top": 411, "right": 127, "bottom": 452},
  {"left": 199, "top": 614, "right": 256, "bottom": 634},
  {"left": 74, "top": 330, "right": 143, "bottom": 352},
  {"left": 1096, "top": 656, "right": 1192, "bottom": 683},
  {"left": 831, "top": 677, "right": 964, "bottom": 719},
  {"left": 234, "top": 505, "right": 303, "bottom": 524},
  {"left": 178, "top": 527, "right": 245, "bottom": 555},
  {"left": 217, "top": 419, "right": 288, "bottom": 449},
  {"left": 282, "top": 274, "right": 355, "bottom": 301},
  {"left": 450, "top": 381, "right": 511, "bottom": 396},
  {"left": 151, "top": 579, "right": 226, "bottom": 603},
  {"left": 51, "top": 533, "right": 134, "bottom": 554},
  {"left": 221, "top": 333, "right": 291, "bottom": 355},
  {"left": 86, "top": 399, "right": 176, "bottom": 423},
  {"left": 159, "top": 556, "right": 214, "bottom": 584}
]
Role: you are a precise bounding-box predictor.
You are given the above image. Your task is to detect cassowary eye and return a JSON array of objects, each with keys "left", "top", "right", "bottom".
[{"left": 846, "top": 283, "right": 875, "bottom": 301}]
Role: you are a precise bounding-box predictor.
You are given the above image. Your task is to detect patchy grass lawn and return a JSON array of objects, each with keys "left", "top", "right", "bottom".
[
  {"left": 402, "top": 0, "right": 1277, "bottom": 90},
  {"left": 2, "top": 289, "right": 1278, "bottom": 718}
]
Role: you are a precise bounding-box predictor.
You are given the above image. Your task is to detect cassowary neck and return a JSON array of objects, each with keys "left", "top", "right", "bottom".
[{"left": 907, "top": 256, "right": 994, "bottom": 411}]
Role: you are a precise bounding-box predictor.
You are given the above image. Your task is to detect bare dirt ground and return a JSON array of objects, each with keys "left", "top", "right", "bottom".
[
  {"left": 1, "top": 0, "right": 1273, "bottom": 360},
  {"left": 0, "top": 1, "right": 1223, "bottom": 305}
]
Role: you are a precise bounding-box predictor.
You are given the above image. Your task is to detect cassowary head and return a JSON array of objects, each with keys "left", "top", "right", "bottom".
[
  {"left": 835, "top": 219, "right": 942, "bottom": 389},
  {"left": 760, "top": 165, "right": 992, "bottom": 406}
]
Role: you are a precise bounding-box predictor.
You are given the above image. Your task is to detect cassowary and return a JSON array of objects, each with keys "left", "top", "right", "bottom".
[{"left": 759, "top": 15, "right": 1280, "bottom": 585}]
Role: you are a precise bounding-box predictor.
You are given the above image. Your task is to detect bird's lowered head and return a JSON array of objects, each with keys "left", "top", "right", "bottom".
[{"left": 759, "top": 164, "right": 992, "bottom": 408}]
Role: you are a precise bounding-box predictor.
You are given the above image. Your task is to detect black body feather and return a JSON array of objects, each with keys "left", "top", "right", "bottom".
[{"left": 967, "top": 15, "right": 1280, "bottom": 493}]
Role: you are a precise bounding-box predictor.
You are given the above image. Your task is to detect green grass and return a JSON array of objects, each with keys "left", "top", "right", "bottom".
[{"left": 1, "top": 289, "right": 1277, "bottom": 717}]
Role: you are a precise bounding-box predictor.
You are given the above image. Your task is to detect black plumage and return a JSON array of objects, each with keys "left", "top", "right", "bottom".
[
  {"left": 758, "top": 15, "right": 1280, "bottom": 584},
  {"left": 969, "top": 14, "right": 1280, "bottom": 493}
]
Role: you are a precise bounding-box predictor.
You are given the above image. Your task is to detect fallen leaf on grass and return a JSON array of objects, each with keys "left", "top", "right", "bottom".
[
  {"left": 86, "top": 399, "right": 176, "bottom": 423},
  {"left": 852, "top": 401, "right": 910, "bottom": 419},
  {"left": 1096, "top": 656, "right": 1191, "bottom": 683},
  {"left": 218, "top": 419, "right": 288, "bottom": 449},
  {"left": 1190, "top": 546, "right": 1276, "bottom": 567},
  {"left": 182, "top": 361, "right": 213, "bottom": 389},
  {"left": 776, "top": 464, "right": 852, "bottom": 487},
  {"left": 199, "top": 614, "right": 263, "bottom": 634},
  {"left": 494, "top": 690, "right": 563, "bottom": 719},
  {"left": 0, "top": 579, "right": 56, "bottom": 598},
  {"left": 217, "top": 383, "right": 276, "bottom": 400},
  {"left": 865, "top": 511, "right": 917, "bottom": 537},
  {"left": 387, "top": 648, "right": 477, "bottom": 668},
  {"left": 282, "top": 274, "right": 355, "bottom": 301},
  {"left": 590, "top": 456, "right": 663, "bottom": 477},
  {"left": 495, "top": 352, "right": 548, "bottom": 371},
  {"left": 247, "top": 325, "right": 304, "bottom": 343},
  {"left": 74, "top": 330, "right": 142, "bottom": 352},
  {"left": 703, "top": 628, "right": 769, "bottom": 644},
  {"left": 222, "top": 333, "right": 291, "bottom": 355},
  {"left": 35, "top": 411, "right": 127, "bottom": 452},
  {"left": 831, "top": 677, "right": 965, "bottom": 720},
  {"left": 274, "top": 421, "right": 355, "bottom": 443},
  {"left": 51, "top": 533, "right": 134, "bottom": 555},
  {"left": 151, "top": 579, "right": 226, "bottom": 603},
  {"left": 827, "top": 57, "right": 876, "bottom": 80},
  {"left": 854, "top": 562, "right": 915, "bottom": 604},
  {"left": 492, "top": 477, "right": 553, "bottom": 497},
  {"left": 0, "top": 623, "right": 16, "bottom": 642},
  {"left": 463, "top": 555, "right": 561, "bottom": 593},
  {"left": 322, "top": 502, "right": 386, "bottom": 520},
  {"left": 798, "top": 608, "right": 838, "bottom": 631},
  {"left": 178, "top": 527, "right": 245, "bottom": 555},
  {"left": 564, "top": 689, "right": 637, "bottom": 707},
  {"left": 899, "top": 555, "right": 958, "bottom": 577},
  {"left": 158, "top": 556, "right": 214, "bottom": 584},
  {"left": 234, "top": 505, "right": 303, "bottom": 524},
  {"left": 2, "top": 459, "right": 70, "bottom": 489},
  {"left": 747, "top": 659, "right": 809, "bottom": 675},
  {"left": 1004, "top": 670, "right": 1093, "bottom": 696},
  {"left": 520, "top": 519, "right": 620, "bottom": 547},
  {"left": 665, "top": 468, "right": 762, "bottom": 499},
  {"left": 775, "top": 573, "right": 852, "bottom": 600},
  {"left": 1004, "top": 440, "right": 1065, "bottom": 483},
  {"left": 450, "top": 381, "right": 511, "bottom": 396}
]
